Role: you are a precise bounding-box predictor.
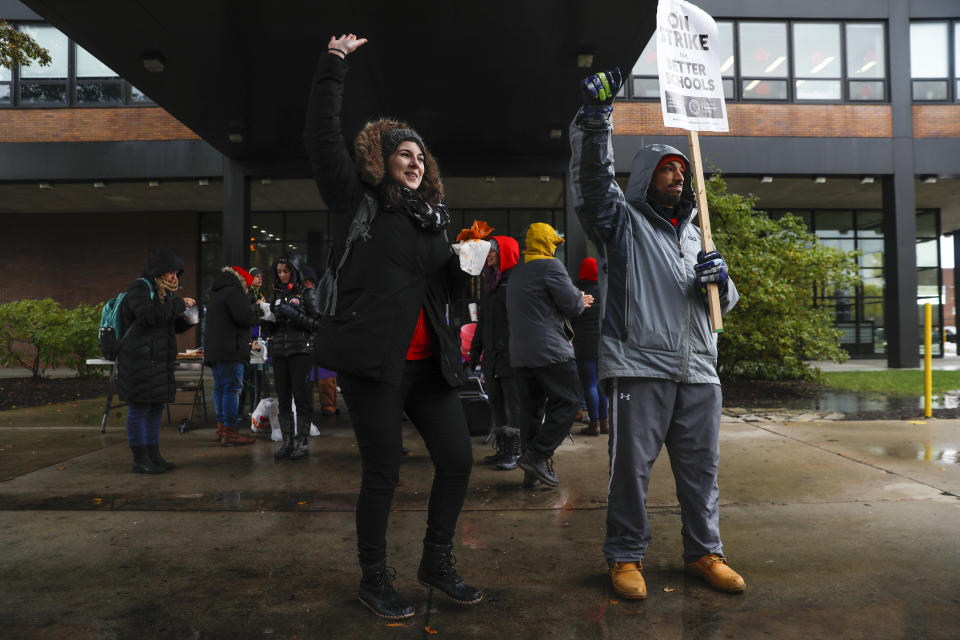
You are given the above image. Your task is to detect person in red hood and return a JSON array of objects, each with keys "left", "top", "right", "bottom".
[
  {"left": 573, "top": 257, "right": 608, "bottom": 436},
  {"left": 468, "top": 236, "right": 522, "bottom": 470}
]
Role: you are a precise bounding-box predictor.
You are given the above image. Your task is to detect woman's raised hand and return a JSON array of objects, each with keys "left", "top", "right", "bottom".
[{"left": 328, "top": 33, "right": 368, "bottom": 59}]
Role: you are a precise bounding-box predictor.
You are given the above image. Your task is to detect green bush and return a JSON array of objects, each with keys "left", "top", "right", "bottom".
[
  {"left": 707, "top": 174, "right": 860, "bottom": 381},
  {"left": 0, "top": 299, "right": 104, "bottom": 379}
]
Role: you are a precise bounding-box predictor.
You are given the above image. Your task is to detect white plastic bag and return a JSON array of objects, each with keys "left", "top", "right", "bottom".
[
  {"left": 251, "top": 397, "right": 282, "bottom": 441},
  {"left": 258, "top": 301, "right": 276, "bottom": 323},
  {"left": 452, "top": 239, "right": 491, "bottom": 276},
  {"left": 249, "top": 341, "right": 267, "bottom": 364}
]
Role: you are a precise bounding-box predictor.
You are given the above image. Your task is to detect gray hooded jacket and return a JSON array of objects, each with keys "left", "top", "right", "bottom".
[{"left": 568, "top": 119, "right": 738, "bottom": 385}]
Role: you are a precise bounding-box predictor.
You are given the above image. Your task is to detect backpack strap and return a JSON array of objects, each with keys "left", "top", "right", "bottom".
[{"left": 326, "top": 189, "right": 379, "bottom": 315}]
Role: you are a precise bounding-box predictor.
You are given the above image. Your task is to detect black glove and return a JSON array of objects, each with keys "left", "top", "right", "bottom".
[
  {"left": 695, "top": 250, "right": 729, "bottom": 299},
  {"left": 576, "top": 67, "right": 622, "bottom": 125},
  {"left": 273, "top": 300, "right": 302, "bottom": 321}
]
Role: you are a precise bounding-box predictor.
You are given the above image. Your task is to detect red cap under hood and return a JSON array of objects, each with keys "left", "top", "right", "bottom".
[
  {"left": 579, "top": 257, "right": 598, "bottom": 282},
  {"left": 492, "top": 236, "right": 519, "bottom": 272}
]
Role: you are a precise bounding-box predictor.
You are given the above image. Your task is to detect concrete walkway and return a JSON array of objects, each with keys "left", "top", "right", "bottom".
[{"left": 1, "top": 400, "right": 958, "bottom": 639}]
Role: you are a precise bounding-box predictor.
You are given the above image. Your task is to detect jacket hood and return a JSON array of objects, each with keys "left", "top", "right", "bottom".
[
  {"left": 354, "top": 118, "right": 444, "bottom": 197},
  {"left": 213, "top": 266, "right": 247, "bottom": 292},
  {"left": 522, "top": 223, "right": 564, "bottom": 263},
  {"left": 579, "top": 257, "right": 598, "bottom": 282},
  {"left": 142, "top": 247, "right": 185, "bottom": 280},
  {"left": 491, "top": 235, "right": 519, "bottom": 272},
  {"left": 624, "top": 144, "right": 696, "bottom": 219},
  {"left": 271, "top": 254, "right": 303, "bottom": 291}
]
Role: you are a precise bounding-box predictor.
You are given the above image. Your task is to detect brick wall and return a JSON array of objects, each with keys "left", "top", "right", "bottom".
[
  {"left": 613, "top": 102, "right": 893, "bottom": 137},
  {"left": 913, "top": 106, "right": 960, "bottom": 138},
  {"left": 0, "top": 108, "right": 200, "bottom": 143}
]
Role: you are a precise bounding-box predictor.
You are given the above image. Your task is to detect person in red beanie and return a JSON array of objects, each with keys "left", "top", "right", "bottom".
[
  {"left": 573, "top": 257, "right": 608, "bottom": 436},
  {"left": 202, "top": 266, "right": 260, "bottom": 446},
  {"left": 469, "top": 235, "right": 522, "bottom": 469}
]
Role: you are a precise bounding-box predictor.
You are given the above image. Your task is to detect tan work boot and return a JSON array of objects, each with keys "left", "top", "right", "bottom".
[
  {"left": 220, "top": 425, "right": 256, "bottom": 447},
  {"left": 215, "top": 423, "right": 226, "bottom": 443},
  {"left": 599, "top": 418, "right": 609, "bottom": 434},
  {"left": 685, "top": 554, "right": 746, "bottom": 593},
  {"left": 609, "top": 561, "right": 647, "bottom": 599},
  {"left": 578, "top": 421, "right": 600, "bottom": 436}
]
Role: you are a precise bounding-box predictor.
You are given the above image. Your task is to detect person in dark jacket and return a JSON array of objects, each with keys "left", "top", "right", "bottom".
[
  {"left": 573, "top": 257, "right": 608, "bottom": 436},
  {"left": 262, "top": 254, "right": 317, "bottom": 460},
  {"left": 570, "top": 69, "right": 744, "bottom": 599},
  {"left": 204, "top": 266, "right": 260, "bottom": 446},
  {"left": 118, "top": 247, "right": 195, "bottom": 474},
  {"left": 506, "top": 223, "right": 593, "bottom": 488},
  {"left": 239, "top": 267, "right": 266, "bottom": 415},
  {"left": 303, "top": 33, "right": 481, "bottom": 620},
  {"left": 469, "top": 235, "right": 522, "bottom": 469}
]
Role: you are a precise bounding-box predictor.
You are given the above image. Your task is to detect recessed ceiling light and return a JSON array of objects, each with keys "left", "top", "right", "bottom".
[
  {"left": 198, "top": 178, "right": 210, "bottom": 186},
  {"left": 148, "top": 180, "right": 160, "bottom": 187},
  {"left": 93, "top": 181, "right": 106, "bottom": 188},
  {"left": 859, "top": 176, "right": 875, "bottom": 184},
  {"left": 760, "top": 176, "right": 773, "bottom": 183},
  {"left": 813, "top": 176, "right": 827, "bottom": 184},
  {"left": 38, "top": 182, "right": 53, "bottom": 190},
  {"left": 142, "top": 52, "right": 165, "bottom": 73}
]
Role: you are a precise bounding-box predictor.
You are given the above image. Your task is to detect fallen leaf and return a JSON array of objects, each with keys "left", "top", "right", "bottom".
[
  {"left": 385, "top": 623, "right": 404, "bottom": 627},
  {"left": 93, "top": 497, "right": 103, "bottom": 504},
  {"left": 609, "top": 599, "right": 619, "bottom": 605},
  {"left": 56, "top": 466, "right": 65, "bottom": 471},
  {"left": 297, "top": 501, "right": 307, "bottom": 506},
  {"left": 424, "top": 626, "right": 439, "bottom": 635},
  {"left": 663, "top": 587, "right": 676, "bottom": 592}
]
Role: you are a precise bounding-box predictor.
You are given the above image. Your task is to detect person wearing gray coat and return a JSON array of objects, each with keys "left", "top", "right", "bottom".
[
  {"left": 506, "top": 222, "right": 593, "bottom": 488},
  {"left": 569, "top": 68, "right": 746, "bottom": 600}
]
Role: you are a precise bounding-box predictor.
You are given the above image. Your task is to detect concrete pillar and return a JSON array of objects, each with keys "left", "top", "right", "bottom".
[{"left": 222, "top": 157, "right": 250, "bottom": 268}]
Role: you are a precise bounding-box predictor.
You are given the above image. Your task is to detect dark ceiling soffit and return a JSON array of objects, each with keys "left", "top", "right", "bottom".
[{"left": 20, "top": 1, "right": 655, "bottom": 175}]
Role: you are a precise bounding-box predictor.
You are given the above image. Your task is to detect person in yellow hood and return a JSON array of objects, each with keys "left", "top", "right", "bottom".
[{"left": 506, "top": 223, "right": 593, "bottom": 488}]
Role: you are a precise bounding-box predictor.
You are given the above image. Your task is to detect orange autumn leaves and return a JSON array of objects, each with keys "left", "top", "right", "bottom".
[{"left": 456, "top": 220, "right": 494, "bottom": 243}]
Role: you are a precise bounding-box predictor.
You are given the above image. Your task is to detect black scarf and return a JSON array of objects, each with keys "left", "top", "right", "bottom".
[{"left": 391, "top": 187, "right": 451, "bottom": 232}]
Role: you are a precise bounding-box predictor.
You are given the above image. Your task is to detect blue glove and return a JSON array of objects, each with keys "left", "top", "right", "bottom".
[
  {"left": 576, "top": 68, "right": 622, "bottom": 125},
  {"left": 695, "top": 250, "right": 729, "bottom": 297}
]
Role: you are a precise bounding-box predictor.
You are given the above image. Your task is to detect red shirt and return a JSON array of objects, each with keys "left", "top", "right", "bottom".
[{"left": 406, "top": 308, "right": 433, "bottom": 360}]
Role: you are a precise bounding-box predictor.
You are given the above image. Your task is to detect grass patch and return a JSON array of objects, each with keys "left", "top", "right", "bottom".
[{"left": 821, "top": 370, "right": 960, "bottom": 396}]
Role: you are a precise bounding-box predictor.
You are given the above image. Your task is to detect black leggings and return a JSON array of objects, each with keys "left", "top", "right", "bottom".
[
  {"left": 272, "top": 353, "right": 312, "bottom": 423},
  {"left": 339, "top": 358, "right": 473, "bottom": 567}
]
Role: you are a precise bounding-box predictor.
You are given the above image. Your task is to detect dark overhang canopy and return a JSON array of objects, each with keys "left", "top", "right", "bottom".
[{"left": 22, "top": 1, "right": 656, "bottom": 176}]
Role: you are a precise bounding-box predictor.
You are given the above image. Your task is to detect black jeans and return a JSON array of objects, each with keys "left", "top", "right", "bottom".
[
  {"left": 515, "top": 358, "right": 581, "bottom": 457},
  {"left": 272, "top": 353, "right": 312, "bottom": 425},
  {"left": 339, "top": 358, "right": 473, "bottom": 567},
  {"left": 486, "top": 372, "right": 522, "bottom": 433}
]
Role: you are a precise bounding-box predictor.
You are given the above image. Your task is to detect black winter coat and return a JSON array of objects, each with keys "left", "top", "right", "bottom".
[
  {"left": 203, "top": 268, "right": 260, "bottom": 364},
  {"left": 469, "top": 270, "right": 513, "bottom": 379},
  {"left": 118, "top": 248, "right": 192, "bottom": 403},
  {"left": 303, "top": 54, "right": 464, "bottom": 388},
  {"left": 573, "top": 279, "right": 602, "bottom": 361},
  {"left": 261, "top": 255, "right": 316, "bottom": 358}
]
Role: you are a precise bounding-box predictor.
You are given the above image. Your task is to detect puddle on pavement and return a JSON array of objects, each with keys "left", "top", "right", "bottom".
[
  {"left": 771, "top": 389, "right": 960, "bottom": 413},
  {"left": 864, "top": 444, "right": 959, "bottom": 464}
]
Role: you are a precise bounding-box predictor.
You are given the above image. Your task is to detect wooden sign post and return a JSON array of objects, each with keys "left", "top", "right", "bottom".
[{"left": 687, "top": 130, "right": 722, "bottom": 332}]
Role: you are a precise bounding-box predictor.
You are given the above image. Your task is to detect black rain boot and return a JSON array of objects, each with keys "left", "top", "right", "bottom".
[
  {"left": 130, "top": 445, "right": 166, "bottom": 474},
  {"left": 358, "top": 562, "right": 415, "bottom": 620},
  {"left": 274, "top": 415, "right": 295, "bottom": 460},
  {"left": 495, "top": 431, "right": 521, "bottom": 471},
  {"left": 417, "top": 540, "right": 483, "bottom": 604},
  {"left": 146, "top": 444, "right": 175, "bottom": 470},
  {"left": 289, "top": 416, "right": 310, "bottom": 460},
  {"left": 481, "top": 431, "right": 506, "bottom": 465}
]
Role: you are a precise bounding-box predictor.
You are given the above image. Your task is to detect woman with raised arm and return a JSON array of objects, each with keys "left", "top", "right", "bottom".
[{"left": 302, "top": 33, "right": 482, "bottom": 620}]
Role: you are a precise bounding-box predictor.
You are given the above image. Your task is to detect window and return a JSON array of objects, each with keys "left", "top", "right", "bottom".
[
  {"left": 75, "top": 43, "right": 121, "bottom": 104},
  {"left": 18, "top": 24, "right": 68, "bottom": 105},
  {"left": 793, "top": 23, "right": 841, "bottom": 100},
  {"left": 0, "top": 60, "right": 10, "bottom": 105},
  {"left": 910, "top": 22, "right": 949, "bottom": 101},
  {"left": 626, "top": 19, "right": 888, "bottom": 104},
  {"left": 739, "top": 22, "right": 789, "bottom": 100},
  {"left": 846, "top": 23, "right": 886, "bottom": 101}
]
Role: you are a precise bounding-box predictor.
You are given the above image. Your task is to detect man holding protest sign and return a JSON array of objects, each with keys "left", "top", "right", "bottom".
[{"left": 567, "top": 0, "right": 743, "bottom": 600}]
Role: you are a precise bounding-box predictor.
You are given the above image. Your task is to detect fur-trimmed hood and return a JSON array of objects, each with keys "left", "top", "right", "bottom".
[
  {"left": 211, "top": 266, "right": 247, "bottom": 293},
  {"left": 354, "top": 118, "right": 444, "bottom": 203}
]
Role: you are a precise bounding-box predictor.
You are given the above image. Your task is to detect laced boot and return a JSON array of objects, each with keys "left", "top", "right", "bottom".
[
  {"left": 685, "top": 554, "right": 746, "bottom": 593},
  {"left": 215, "top": 422, "right": 226, "bottom": 443},
  {"left": 495, "top": 431, "right": 521, "bottom": 470},
  {"left": 358, "top": 562, "right": 415, "bottom": 620},
  {"left": 578, "top": 421, "right": 601, "bottom": 436},
  {"left": 289, "top": 417, "right": 310, "bottom": 460},
  {"left": 130, "top": 445, "right": 166, "bottom": 474},
  {"left": 220, "top": 425, "right": 255, "bottom": 446},
  {"left": 518, "top": 450, "right": 558, "bottom": 487},
  {"left": 146, "top": 444, "right": 175, "bottom": 470},
  {"left": 417, "top": 540, "right": 483, "bottom": 604},
  {"left": 521, "top": 469, "right": 543, "bottom": 489},
  {"left": 599, "top": 418, "right": 609, "bottom": 434},
  {"left": 481, "top": 431, "right": 506, "bottom": 465},
  {"left": 273, "top": 415, "right": 295, "bottom": 459},
  {"left": 610, "top": 561, "right": 647, "bottom": 599}
]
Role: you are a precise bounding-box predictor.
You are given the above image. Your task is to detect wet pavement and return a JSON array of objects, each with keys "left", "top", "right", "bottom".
[{"left": 1, "top": 399, "right": 959, "bottom": 639}]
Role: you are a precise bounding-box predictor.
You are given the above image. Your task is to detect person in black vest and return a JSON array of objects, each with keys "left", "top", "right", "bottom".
[
  {"left": 302, "top": 33, "right": 481, "bottom": 620},
  {"left": 118, "top": 247, "right": 195, "bottom": 474},
  {"left": 262, "top": 254, "right": 316, "bottom": 460},
  {"left": 574, "top": 257, "right": 609, "bottom": 436},
  {"left": 204, "top": 266, "right": 260, "bottom": 446}
]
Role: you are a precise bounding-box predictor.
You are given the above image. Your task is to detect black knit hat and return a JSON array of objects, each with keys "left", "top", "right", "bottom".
[
  {"left": 248, "top": 267, "right": 262, "bottom": 278},
  {"left": 381, "top": 128, "right": 426, "bottom": 158}
]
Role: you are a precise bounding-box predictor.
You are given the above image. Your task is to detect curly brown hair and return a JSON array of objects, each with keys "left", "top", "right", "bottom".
[{"left": 354, "top": 118, "right": 445, "bottom": 207}]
